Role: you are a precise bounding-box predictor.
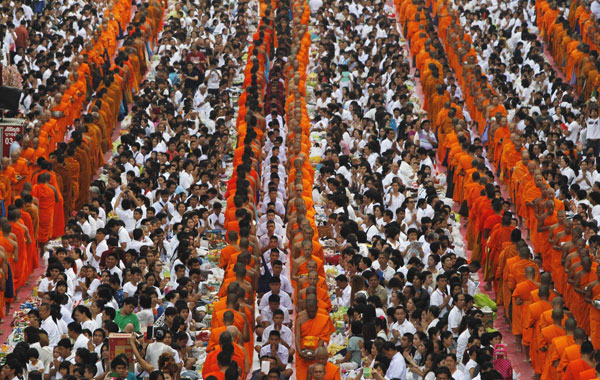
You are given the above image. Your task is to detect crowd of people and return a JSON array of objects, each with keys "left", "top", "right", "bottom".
[{"left": 4, "top": 0, "right": 600, "bottom": 379}]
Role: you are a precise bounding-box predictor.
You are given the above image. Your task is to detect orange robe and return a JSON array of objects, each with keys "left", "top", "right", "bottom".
[
  {"left": 589, "top": 283, "right": 600, "bottom": 349},
  {"left": 542, "top": 335, "right": 575, "bottom": 380},
  {"left": 30, "top": 184, "right": 56, "bottom": 243},
  {"left": 537, "top": 325, "right": 565, "bottom": 375},
  {"left": 563, "top": 358, "right": 592, "bottom": 380},
  {"left": 296, "top": 313, "right": 333, "bottom": 380},
  {"left": 512, "top": 279, "right": 539, "bottom": 335},
  {"left": 9, "top": 221, "right": 28, "bottom": 289}
]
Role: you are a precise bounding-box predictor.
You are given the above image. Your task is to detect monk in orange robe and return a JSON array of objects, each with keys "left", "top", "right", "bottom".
[
  {"left": 523, "top": 285, "right": 552, "bottom": 363},
  {"left": 14, "top": 199, "right": 36, "bottom": 275},
  {"left": 295, "top": 297, "right": 332, "bottom": 380},
  {"left": 562, "top": 342, "right": 595, "bottom": 380},
  {"left": 537, "top": 308, "right": 566, "bottom": 376},
  {"left": 202, "top": 332, "right": 248, "bottom": 380},
  {"left": 512, "top": 266, "right": 539, "bottom": 340},
  {"left": 7, "top": 207, "right": 30, "bottom": 290},
  {"left": 308, "top": 347, "right": 342, "bottom": 380},
  {"left": 541, "top": 318, "right": 577, "bottom": 380},
  {"left": 30, "top": 173, "right": 57, "bottom": 246},
  {"left": 585, "top": 264, "right": 600, "bottom": 349}
]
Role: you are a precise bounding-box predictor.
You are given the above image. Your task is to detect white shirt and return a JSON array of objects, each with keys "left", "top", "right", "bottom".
[
  {"left": 456, "top": 329, "right": 471, "bottom": 364},
  {"left": 145, "top": 342, "right": 178, "bottom": 368},
  {"left": 338, "top": 284, "right": 351, "bottom": 308},
  {"left": 587, "top": 117, "right": 600, "bottom": 140},
  {"left": 73, "top": 333, "right": 90, "bottom": 352},
  {"left": 260, "top": 306, "right": 291, "bottom": 324},
  {"left": 566, "top": 120, "right": 580, "bottom": 142},
  {"left": 123, "top": 281, "right": 139, "bottom": 297},
  {"left": 385, "top": 352, "right": 407, "bottom": 380},
  {"left": 179, "top": 171, "right": 194, "bottom": 190},
  {"left": 108, "top": 266, "right": 123, "bottom": 282},
  {"left": 41, "top": 316, "right": 61, "bottom": 347},
  {"left": 448, "top": 306, "right": 465, "bottom": 338},
  {"left": 430, "top": 288, "right": 452, "bottom": 316},
  {"left": 259, "top": 291, "right": 293, "bottom": 311},
  {"left": 260, "top": 343, "right": 289, "bottom": 365},
  {"left": 388, "top": 319, "right": 416, "bottom": 340},
  {"left": 262, "top": 324, "right": 293, "bottom": 347}
]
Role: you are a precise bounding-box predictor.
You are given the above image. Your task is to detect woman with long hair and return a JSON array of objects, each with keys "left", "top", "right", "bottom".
[{"left": 349, "top": 275, "right": 367, "bottom": 305}]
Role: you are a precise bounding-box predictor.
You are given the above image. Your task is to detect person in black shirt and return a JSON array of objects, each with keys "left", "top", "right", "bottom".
[{"left": 182, "top": 62, "right": 202, "bottom": 90}]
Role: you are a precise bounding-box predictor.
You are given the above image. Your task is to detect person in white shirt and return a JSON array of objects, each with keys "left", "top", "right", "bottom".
[
  {"left": 68, "top": 322, "right": 90, "bottom": 352},
  {"left": 208, "top": 203, "right": 225, "bottom": 229},
  {"left": 259, "top": 330, "right": 293, "bottom": 378},
  {"left": 565, "top": 112, "right": 580, "bottom": 143},
  {"left": 39, "top": 303, "right": 61, "bottom": 347},
  {"left": 38, "top": 264, "right": 61, "bottom": 297},
  {"left": 380, "top": 128, "right": 396, "bottom": 154},
  {"left": 335, "top": 274, "right": 351, "bottom": 308},
  {"left": 378, "top": 343, "right": 406, "bottom": 380},
  {"left": 259, "top": 277, "right": 294, "bottom": 312},
  {"left": 430, "top": 274, "right": 452, "bottom": 316},
  {"left": 388, "top": 306, "right": 416, "bottom": 344},
  {"left": 179, "top": 161, "right": 195, "bottom": 190},
  {"left": 87, "top": 228, "right": 109, "bottom": 271},
  {"left": 105, "top": 252, "right": 123, "bottom": 283},
  {"left": 456, "top": 318, "right": 482, "bottom": 366},
  {"left": 257, "top": 294, "right": 291, "bottom": 328},
  {"left": 145, "top": 327, "right": 180, "bottom": 368},
  {"left": 123, "top": 267, "right": 142, "bottom": 297},
  {"left": 76, "top": 211, "right": 93, "bottom": 237},
  {"left": 448, "top": 293, "right": 466, "bottom": 338},
  {"left": 260, "top": 309, "right": 294, "bottom": 349},
  {"left": 585, "top": 108, "right": 600, "bottom": 156}
]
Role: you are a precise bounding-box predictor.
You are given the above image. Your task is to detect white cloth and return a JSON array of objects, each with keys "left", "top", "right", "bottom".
[
  {"left": 41, "top": 317, "right": 61, "bottom": 347},
  {"left": 385, "top": 352, "right": 407, "bottom": 380}
]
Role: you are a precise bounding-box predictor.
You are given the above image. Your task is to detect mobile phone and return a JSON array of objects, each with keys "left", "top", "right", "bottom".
[
  {"left": 364, "top": 368, "right": 372, "bottom": 378},
  {"left": 146, "top": 326, "right": 154, "bottom": 340},
  {"left": 261, "top": 361, "right": 270, "bottom": 374}
]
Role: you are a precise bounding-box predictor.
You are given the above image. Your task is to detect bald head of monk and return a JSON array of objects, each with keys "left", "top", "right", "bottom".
[
  {"left": 302, "top": 240, "right": 314, "bottom": 257},
  {"left": 574, "top": 328, "right": 587, "bottom": 344},
  {"left": 225, "top": 282, "right": 240, "bottom": 296},
  {"left": 234, "top": 262, "right": 247, "bottom": 279},
  {"left": 222, "top": 307, "right": 235, "bottom": 323},
  {"left": 312, "top": 363, "right": 326, "bottom": 380},
  {"left": 305, "top": 286, "right": 317, "bottom": 298},
  {"left": 314, "top": 347, "right": 329, "bottom": 366},
  {"left": 305, "top": 295, "right": 319, "bottom": 319},
  {"left": 525, "top": 266, "right": 536, "bottom": 280},
  {"left": 38, "top": 173, "right": 51, "bottom": 184},
  {"left": 551, "top": 308, "right": 564, "bottom": 325},
  {"left": 10, "top": 148, "right": 21, "bottom": 162},
  {"left": 0, "top": 157, "right": 10, "bottom": 170},
  {"left": 307, "top": 271, "right": 319, "bottom": 287},
  {"left": 565, "top": 317, "right": 577, "bottom": 333},
  {"left": 539, "top": 285, "right": 550, "bottom": 300},
  {"left": 226, "top": 293, "right": 239, "bottom": 308},
  {"left": 540, "top": 272, "right": 553, "bottom": 286},
  {"left": 306, "top": 260, "right": 318, "bottom": 273},
  {"left": 0, "top": 218, "right": 11, "bottom": 235},
  {"left": 551, "top": 296, "right": 564, "bottom": 309},
  {"left": 519, "top": 246, "right": 531, "bottom": 259},
  {"left": 226, "top": 325, "right": 241, "bottom": 343}
]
